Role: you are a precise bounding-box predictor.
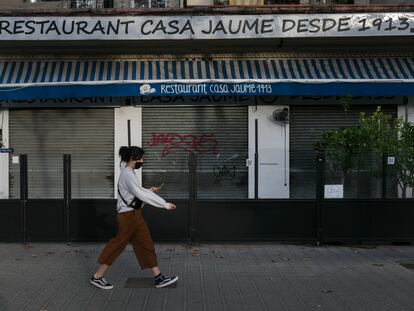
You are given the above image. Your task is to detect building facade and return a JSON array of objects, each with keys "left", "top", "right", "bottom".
[{"left": 0, "top": 0, "right": 414, "bottom": 242}]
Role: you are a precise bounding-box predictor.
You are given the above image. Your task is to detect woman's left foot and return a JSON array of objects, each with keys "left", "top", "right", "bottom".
[
  {"left": 90, "top": 275, "right": 114, "bottom": 290},
  {"left": 155, "top": 274, "right": 179, "bottom": 288}
]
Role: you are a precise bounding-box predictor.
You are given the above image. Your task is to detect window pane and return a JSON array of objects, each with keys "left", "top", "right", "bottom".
[
  {"left": 9, "top": 109, "right": 114, "bottom": 199},
  {"left": 197, "top": 151, "right": 248, "bottom": 199},
  {"left": 142, "top": 152, "right": 190, "bottom": 200},
  {"left": 324, "top": 151, "right": 383, "bottom": 199},
  {"left": 142, "top": 106, "right": 248, "bottom": 199}
]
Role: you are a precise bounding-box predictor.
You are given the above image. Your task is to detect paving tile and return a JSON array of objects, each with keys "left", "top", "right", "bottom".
[{"left": 1, "top": 243, "right": 414, "bottom": 311}]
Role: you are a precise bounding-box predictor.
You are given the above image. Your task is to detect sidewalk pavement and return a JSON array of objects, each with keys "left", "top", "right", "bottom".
[{"left": 0, "top": 242, "right": 414, "bottom": 311}]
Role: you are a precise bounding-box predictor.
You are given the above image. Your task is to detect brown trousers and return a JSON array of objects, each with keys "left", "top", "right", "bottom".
[{"left": 97, "top": 209, "right": 158, "bottom": 270}]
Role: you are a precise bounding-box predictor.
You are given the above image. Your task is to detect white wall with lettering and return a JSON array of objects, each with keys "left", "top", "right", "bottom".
[
  {"left": 0, "top": 97, "right": 119, "bottom": 108},
  {"left": 114, "top": 106, "right": 142, "bottom": 197},
  {"left": 248, "top": 105, "right": 289, "bottom": 199},
  {"left": 1, "top": 13, "right": 413, "bottom": 41},
  {"left": 0, "top": 109, "right": 9, "bottom": 199}
]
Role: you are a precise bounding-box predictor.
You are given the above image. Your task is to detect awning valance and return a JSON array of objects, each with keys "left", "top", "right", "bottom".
[{"left": 1, "top": 57, "right": 414, "bottom": 100}]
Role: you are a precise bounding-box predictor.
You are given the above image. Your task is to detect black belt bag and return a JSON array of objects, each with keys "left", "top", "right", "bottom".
[{"left": 118, "top": 188, "right": 142, "bottom": 210}]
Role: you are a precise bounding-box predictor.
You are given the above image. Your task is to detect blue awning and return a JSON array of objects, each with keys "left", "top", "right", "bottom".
[{"left": 1, "top": 57, "right": 414, "bottom": 100}]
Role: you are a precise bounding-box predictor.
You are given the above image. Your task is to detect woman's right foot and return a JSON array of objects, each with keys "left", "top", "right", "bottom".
[
  {"left": 90, "top": 275, "right": 114, "bottom": 290},
  {"left": 155, "top": 274, "right": 179, "bottom": 288}
]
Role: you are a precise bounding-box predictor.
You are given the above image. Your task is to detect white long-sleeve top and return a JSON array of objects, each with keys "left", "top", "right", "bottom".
[{"left": 117, "top": 166, "right": 169, "bottom": 213}]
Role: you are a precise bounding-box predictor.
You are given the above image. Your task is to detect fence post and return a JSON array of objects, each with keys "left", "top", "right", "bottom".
[
  {"left": 188, "top": 152, "right": 197, "bottom": 242},
  {"left": 316, "top": 153, "right": 325, "bottom": 246},
  {"left": 382, "top": 153, "right": 387, "bottom": 199},
  {"left": 254, "top": 119, "right": 259, "bottom": 199},
  {"left": 63, "top": 154, "right": 72, "bottom": 244},
  {"left": 19, "top": 154, "right": 28, "bottom": 245}
]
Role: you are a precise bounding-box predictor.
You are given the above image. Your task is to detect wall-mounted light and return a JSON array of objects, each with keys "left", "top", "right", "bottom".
[{"left": 272, "top": 107, "right": 289, "bottom": 122}]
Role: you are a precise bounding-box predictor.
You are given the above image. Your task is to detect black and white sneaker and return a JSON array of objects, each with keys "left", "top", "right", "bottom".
[
  {"left": 90, "top": 275, "right": 114, "bottom": 290},
  {"left": 155, "top": 274, "right": 179, "bottom": 288}
]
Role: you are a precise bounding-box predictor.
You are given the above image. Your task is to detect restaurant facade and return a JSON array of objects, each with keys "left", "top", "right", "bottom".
[{"left": 0, "top": 4, "right": 414, "bottom": 243}]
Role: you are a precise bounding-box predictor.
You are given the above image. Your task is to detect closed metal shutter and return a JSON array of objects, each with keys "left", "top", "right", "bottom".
[
  {"left": 290, "top": 105, "right": 397, "bottom": 198},
  {"left": 142, "top": 106, "right": 248, "bottom": 199},
  {"left": 9, "top": 109, "right": 114, "bottom": 199}
]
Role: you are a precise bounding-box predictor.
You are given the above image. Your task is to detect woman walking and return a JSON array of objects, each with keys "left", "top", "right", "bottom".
[{"left": 90, "top": 146, "right": 178, "bottom": 289}]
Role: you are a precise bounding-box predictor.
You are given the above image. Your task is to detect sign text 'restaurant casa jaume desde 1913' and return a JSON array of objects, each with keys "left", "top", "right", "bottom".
[{"left": 0, "top": 13, "right": 414, "bottom": 40}]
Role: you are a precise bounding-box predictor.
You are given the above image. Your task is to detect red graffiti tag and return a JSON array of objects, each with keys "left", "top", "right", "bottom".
[{"left": 148, "top": 132, "right": 218, "bottom": 157}]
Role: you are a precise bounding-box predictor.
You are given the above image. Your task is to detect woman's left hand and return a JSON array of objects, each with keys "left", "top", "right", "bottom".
[{"left": 149, "top": 187, "right": 160, "bottom": 193}]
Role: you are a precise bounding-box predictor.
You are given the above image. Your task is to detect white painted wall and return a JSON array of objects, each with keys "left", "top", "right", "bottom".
[
  {"left": 186, "top": 0, "right": 213, "bottom": 5},
  {"left": 0, "top": 109, "right": 9, "bottom": 199},
  {"left": 370, "top": 0, "right": 414, "bottom": 3},
  {"left": 398, "top": 97, "right": 414, "bottom": 198},
  {"left": 0, "top": 0, "right": 62, "bottom": 9},
  {"left": 248, "top": 105, "right": 289, "bottom": 199},
  {"left": 113, "top": 0, "right": 181, "bottom": 8},
  {"left": 114, "top": 106, "right": 142, "bottom": 197}
]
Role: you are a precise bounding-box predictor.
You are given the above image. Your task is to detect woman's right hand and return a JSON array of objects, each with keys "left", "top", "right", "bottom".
[{"left": 167, "top": 203, "right": 176, "bottom": 210}]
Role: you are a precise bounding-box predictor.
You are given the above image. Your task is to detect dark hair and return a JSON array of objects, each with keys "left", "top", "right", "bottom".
[{"left": 119, "top": 146, "right": 145, "bottom": 163}]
